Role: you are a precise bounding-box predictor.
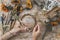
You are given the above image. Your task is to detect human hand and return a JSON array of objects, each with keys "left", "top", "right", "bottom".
[
  {"left": 0, "top": 21, "right": 27, "bottom": 40},
  {"left": 10, "top": 21, "right": 27, "bottom": 35},
  {"left": 32, "top": 23, "right": 41, "bottom": 40}
]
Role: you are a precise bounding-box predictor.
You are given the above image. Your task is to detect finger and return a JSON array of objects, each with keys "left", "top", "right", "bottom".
[
  {"left": 35, "top": 24, "right": 40, "bottom": 31},
  {"left": 37, "top": 23, "right": 42, "bottom": 33},
  {"left": 35, "top": 23, "right": 38, "bottom": 27},
  {"left": 37, "top": 25, "right": 40, "bottom": 32},
  {"left": 33, "top": 25, "right": 38, "bottom": 32},
  {"left": 37, "top": 24, "right": 41, "bottom": 30},
  {"left": 14, "top": 20, "right": 20, "bottom": 28},
  {"left": 20, "top": 27, "right": 27, "bottom": 32}
]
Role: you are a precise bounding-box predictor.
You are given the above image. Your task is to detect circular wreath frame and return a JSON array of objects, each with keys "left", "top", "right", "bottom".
[{"left": 20, "top": 14, "right": 37, "bottom": 28}]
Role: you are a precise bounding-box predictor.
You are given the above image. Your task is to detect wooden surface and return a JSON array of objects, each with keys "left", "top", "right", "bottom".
[{"left": 0, "top": 0, "right": 60, "bottom": 40}]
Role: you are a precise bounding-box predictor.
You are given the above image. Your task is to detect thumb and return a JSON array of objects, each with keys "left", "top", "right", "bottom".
[{"left": 33, "top": 25, "right": 38, "bottom": 32}]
